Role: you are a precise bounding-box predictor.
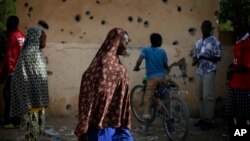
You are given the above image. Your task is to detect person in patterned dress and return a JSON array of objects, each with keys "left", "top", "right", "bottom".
[
  {"left": 192, "top": 20, "right": 222, "bottom": 130},
  {"left": 9, "top": 27, "right": 48, "bottom": 140},
  {"left": 74, "top": 28, "right": 134, "bottom": 141}
]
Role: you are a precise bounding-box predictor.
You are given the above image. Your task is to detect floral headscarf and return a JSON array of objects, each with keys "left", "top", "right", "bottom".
[{"left": 75, "top": 28, "right": 131, "bottom": 136}]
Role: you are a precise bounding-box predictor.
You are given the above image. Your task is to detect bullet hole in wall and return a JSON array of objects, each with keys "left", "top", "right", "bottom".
[
  {"left": 75, "top": 14, "right": 81, "bottom": 22},
  {"left": 190, "top": 9, "right": 193, "bottom": 12},
  {"left": 144, "top": 21, "right": 149, "bottom": 27},
  {"left": 83, "top": 32, "right": 86, "bottom": 35},
  {"left": 137, "top": 17, "right": 143, "bottom": 23},
  {"left": 85, "top": 11, "right": 90, "bottom": 16},
  {"left": 62, "top": 0, "right": 66, "bottom": 2},
  {"left": 162, "top": 0, "right": 168, "bottom": 4},
  {"left": 177, "top": 6, "right": 182, "bottom": 12},
  {"left": 47, "top": 71, "right": 53, "bottom": 76},
  {"left": 96, "top": 0, "right": 100, "bottom": 4},
  {"left": 214, "top": 10, "right": 219, "bottom": 17},
  {"left": 27, "top": 13, "right": 31, "bottom": 18},
  {"left": 28, "top": 7, "right": 33, "bottom": 12},
  {"left": 61, "top": 29, "right": 64, "bottom": 32},
  {"left": 188, "top": 27, "right": 196, "bottom": 36},
  {"left": 61, "top": 41, "right": 66, "bottom": 44},
  {"left": 188, "top": 77, "right": 194, "bottom": 82},
  {"left": 128, "top": 16, "right": 133, "bottom": 22},
  {"left": 172, "top": 40, "right": 179, "bottom": 45},
  {"left": 24, "top": 2, "right": 28, "bottom": 7},
  {"left": 89, "top": 16, "right": 94, "bottom": 20},
  {"left": 66, "top": 104, "right": 72, "bottom": 111},
  {"left": 101, "top": 20, "right": 106, "bottom": 25},
  {"left": 38, "top": 20, "right": 49, "bottom": 30},
  {"left": 69, "top": 31, "right": 74, "bottom": 35}
]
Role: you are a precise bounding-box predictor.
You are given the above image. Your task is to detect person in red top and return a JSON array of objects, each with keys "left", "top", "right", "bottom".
[
  {"left": 0, "top": 15, "right": 25, "bottom": 128},
  {"left": 226, "top": 15, "right": 250, "bottom": 140}
]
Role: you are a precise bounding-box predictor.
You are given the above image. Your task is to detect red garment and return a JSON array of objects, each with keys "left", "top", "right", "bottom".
[
  {"left": 229, "top": 33, "right": 250, "bottom": 90},
  {"left": 75, "top": 28, "right": 131, "bottom": 137},
  {"left": 2, "top": 29, "right": 25, "bottom": 76}
]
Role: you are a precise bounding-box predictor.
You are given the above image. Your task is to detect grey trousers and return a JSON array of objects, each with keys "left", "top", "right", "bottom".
[{"left": 196, "top": 72, "right": 216, "bottom": 121}]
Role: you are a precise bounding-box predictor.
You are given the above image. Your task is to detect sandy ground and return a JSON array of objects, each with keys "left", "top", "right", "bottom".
[{"left": 0, "top": 115, "right": 229, "bottom": 141}]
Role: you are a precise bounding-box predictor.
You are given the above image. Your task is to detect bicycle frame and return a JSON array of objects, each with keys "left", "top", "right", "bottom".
[{"left": 131, "top": 58, "right": 190, "bottom": 141}]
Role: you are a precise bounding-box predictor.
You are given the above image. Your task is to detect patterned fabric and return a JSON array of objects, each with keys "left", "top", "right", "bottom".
[
  {"left": 226, "top": 88, "right": 250, "bottom": 118},
  {"left": 75, "top": 28, "right": 131, "bottom": 137},
  {"left": 20, "top": 107, "right": 45, "bottom": 141},
  {"left": 10, "top": 27, "right": 48, "bottom": 118},
  {"left": 193, "top": 35, "right": 221, "bottom": 75}
]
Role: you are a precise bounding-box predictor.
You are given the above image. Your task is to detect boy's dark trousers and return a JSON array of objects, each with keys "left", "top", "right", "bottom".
[{"left": 3, "top": 76, "right": 20, "bottom": 126}]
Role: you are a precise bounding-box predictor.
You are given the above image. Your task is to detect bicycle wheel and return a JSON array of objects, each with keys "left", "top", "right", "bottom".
[
  {"left": 130, "top": 85, "right": 156, "bottom": 123},
  {"left": 163, "top": 96, "right": 189, "bottom": 141}
]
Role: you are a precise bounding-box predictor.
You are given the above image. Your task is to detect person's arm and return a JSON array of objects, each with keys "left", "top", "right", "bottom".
[
  {"left": 200, "top": 41, "right": 222, "bottom": 63},
  {"left": 163, "top": 50, "right": 169, "bottom": 72},
  {"left": 133, "top": 55, "right": 144, "bottom": 71},
  {"left": 164, "top": 63, "right": 170, "bottom": 73},
  {"left": 40, "top": 31, "right": 46, "bottom": 49},
  {"left": 198, "top": 55, "right": 221, "bottom": 63},
  {"left": 192, "top": 48, "right": 199, "bottom": 66},
  {"left": 227, "top": 63, "right": 249, "bottom": 81},
  {"left": 3, "top": 33, "right": 21, "bottom": 76}
]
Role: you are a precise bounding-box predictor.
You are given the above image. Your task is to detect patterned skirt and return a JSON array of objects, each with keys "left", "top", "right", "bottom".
[
  {"left": 20, "top": 107, "right": 45, "bottom": 141},
  {"left": 226, "top": 88, "right": 250, "bottom": 118}
]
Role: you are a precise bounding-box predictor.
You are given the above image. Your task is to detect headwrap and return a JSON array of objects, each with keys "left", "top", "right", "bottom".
[
  {"left": 10, "top": 27, "right": 48, "bottom": 117},
  {"left": 75, "top": 28, "right": 131, "bottom": 136}
]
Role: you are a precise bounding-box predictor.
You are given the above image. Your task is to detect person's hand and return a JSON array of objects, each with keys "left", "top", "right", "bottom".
[
  {"left": 192, "top": 58, "right": 198, "bottom": 66},
  {"left": 133, "top": 66, "right": 140, "bottom": 71}
]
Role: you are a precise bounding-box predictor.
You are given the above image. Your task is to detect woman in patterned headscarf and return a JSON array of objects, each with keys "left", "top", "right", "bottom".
[
  {"left": 75, "top": 28, "right": 134, "bottom": 141},
  {"left": 10, "top": 27, "right": 48, "bottom": 140}
]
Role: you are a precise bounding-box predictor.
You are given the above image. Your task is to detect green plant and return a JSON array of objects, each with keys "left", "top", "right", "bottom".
[
  {"left": 219, "top": 0, "right": 250, "bottom": 31},
  {"left": 0, "top": 0, "right": 16, "bottom": 31}
]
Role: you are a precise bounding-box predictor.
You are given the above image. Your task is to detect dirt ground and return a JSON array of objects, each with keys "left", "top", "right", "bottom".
[{"left": 0, "top": 115, "right": 229, "bottom": 141}]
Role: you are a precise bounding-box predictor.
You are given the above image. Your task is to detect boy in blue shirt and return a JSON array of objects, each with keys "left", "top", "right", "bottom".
[{"left": 134, "top": 33, "right": 169, "bottom": 134}]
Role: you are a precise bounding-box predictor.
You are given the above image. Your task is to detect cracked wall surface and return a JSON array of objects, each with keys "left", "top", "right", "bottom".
[{"left": 7, "top": 0, "right": 229, "bottom": 117}]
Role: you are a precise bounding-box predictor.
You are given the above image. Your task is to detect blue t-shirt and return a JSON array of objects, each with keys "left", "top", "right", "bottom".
[{"left": 140, "top": 47, "right": 168, "bottom": 79}]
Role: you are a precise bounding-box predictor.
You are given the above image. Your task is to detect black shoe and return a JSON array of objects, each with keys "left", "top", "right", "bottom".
[{"left": 193, "top": 120, "right": 205, "bottom": 127}]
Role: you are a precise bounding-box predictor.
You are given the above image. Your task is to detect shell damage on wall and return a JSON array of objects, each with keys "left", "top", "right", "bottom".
[
  {"left": 19, "top": 0, "right": 219, "bottom": 84},
  {"left": 16, "top": 0, "right": 221, "bottom": 116},
  {"left": 18, "top": 0, "right": 218, "bottom": 46},
  {"left": 167, "top": 57, "right": 194, "bottom": 84}
]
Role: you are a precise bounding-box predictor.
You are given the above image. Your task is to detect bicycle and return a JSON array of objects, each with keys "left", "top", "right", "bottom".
[{"left": 130, "top": 58, "right": 190, "bottom": 141}]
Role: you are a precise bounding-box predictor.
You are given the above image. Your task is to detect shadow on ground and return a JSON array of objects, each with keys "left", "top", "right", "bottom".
[{"left": 0, "top": 115, "right": 229, "bottom": 141}]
